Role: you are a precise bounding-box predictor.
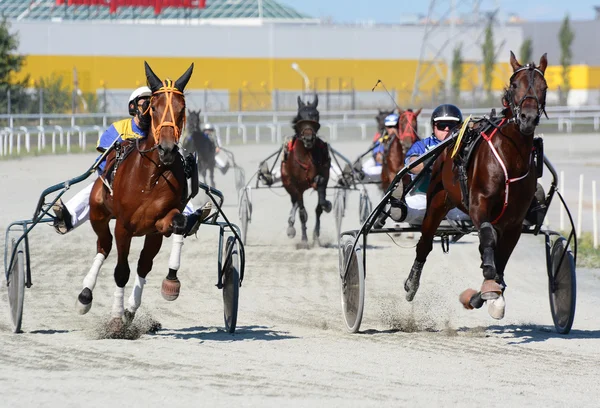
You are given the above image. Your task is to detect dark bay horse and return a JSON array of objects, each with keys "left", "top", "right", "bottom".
[
  {"left": 403, "top": 51, "right": 548, "bottom": 319},
  {"left": 282, "top": 95, "right": 332, "bottom": 248},
  {"left": 78, "top": 62, "right": 194, "bottom": 332},
  {"left": 184, "top": 109, "right": 217, "bottom": 187},
  {"left": 381, "top": 108, "right": 421, "bottom": 192}
]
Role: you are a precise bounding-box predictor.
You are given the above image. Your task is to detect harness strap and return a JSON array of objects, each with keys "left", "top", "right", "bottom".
[{"left": 481, "top": 118, "right": 531, "bottom": 224}]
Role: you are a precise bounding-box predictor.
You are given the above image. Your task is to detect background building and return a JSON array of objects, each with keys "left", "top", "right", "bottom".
[{"left": 1, "top": 0, "right": 598, "bottom": 112}]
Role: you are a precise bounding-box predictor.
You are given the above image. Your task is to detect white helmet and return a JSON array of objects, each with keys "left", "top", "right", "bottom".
[
  {"left": 203, "top": 123, "right": 215, "bottom": 131},
  {"left": 128, "top": 86, "right": 152, "bottom": 116}
]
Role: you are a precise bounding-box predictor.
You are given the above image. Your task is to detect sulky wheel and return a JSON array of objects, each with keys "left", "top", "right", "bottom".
[
  {"left": 358, "top": 190, "right": 372, "bottom": 224},
  {"left": 548, "top": 237, "right": 576, "bottom": 334},
  {"left": 238, "top": 189, "right": 250, "bottom": 245},
  {"left": 333, "top": 189, "right": 346, "bottom": 242},
  {"left": 7, "top": 239, "right": 26, "bottom": 333},
  {"left": 339, "top": 235, "right": 365, "bottom": 333},
  {"left": 222, "top": 236, "right": 240, "bottom": 333}
]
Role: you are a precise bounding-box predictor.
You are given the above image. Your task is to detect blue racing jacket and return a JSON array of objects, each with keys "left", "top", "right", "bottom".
[{"left": 96, "top": 118, "right": 147, "bottom": 174}]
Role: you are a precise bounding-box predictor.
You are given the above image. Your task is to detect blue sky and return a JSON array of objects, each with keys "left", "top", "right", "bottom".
[{"left": 281, "top": 0, "right": 598, "bottom": 23}]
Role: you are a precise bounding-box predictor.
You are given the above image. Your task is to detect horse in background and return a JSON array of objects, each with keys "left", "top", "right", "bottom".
[
  {"left": 79, "top": 61, "right": 194, "bottom": 335},
  {"left": 380, "top": 108, "right": 421, "bottom": 192},
  {"left": 374, "top": 109, "right": 395, "bottom": 141},
  {"left": 282, "top": 95, "right": 332, "bottom": 249},
  {"left": 404, "top": 51, "right": 548, "bottom": 320},
  {"left": 185, "top": 109, "right": 217, "bottom": 187}
]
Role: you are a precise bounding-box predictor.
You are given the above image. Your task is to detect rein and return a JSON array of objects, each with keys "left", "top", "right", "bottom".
[
  {"left": 150, "top": 79, "right": 185, "bottom": 145},
  {"left": 399, "top": 110, "right": 419, "bottom": 141}
]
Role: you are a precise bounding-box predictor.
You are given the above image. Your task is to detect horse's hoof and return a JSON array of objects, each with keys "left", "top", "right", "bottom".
[
  {"left": 161, "top": 278, "right": 181, "bottom": 301},
  {"left": 459, "top": 288, "right": 478, "bottom": 310},
  {"left": 297, "top": 240, "right": 310, "bottom": 250},
  {"left": 287, "top": 225, "right": 296, "bottom": 238},
  {"left": 124, "top": 309, "right": 136, "bottom": 325},
  {"left": 322, "top": 201, "right": 332, "bottom": 213},
  {"left": 76, "top": 287, "right": 93, "bottom": 315},
  {"left": 480, "top": 280, "right": 502, "bottom": 300},
  {"left": 108, "top": 317, "right": 124, "bottom": 337},
  {"left": 487, "top": 295, "right": 506, "bottom": 320}
]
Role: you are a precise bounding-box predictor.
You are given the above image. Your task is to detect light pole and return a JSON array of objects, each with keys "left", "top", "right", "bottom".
[{"left": 291, "top": 62, "right": 310, "bottom": 96}]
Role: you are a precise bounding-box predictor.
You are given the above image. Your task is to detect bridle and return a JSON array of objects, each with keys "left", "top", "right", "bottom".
[
  {"left": 398, "top": 110, "right": 419, "bottom": 140},
  {"left": 148, "top": 79, "right": 185, "bottom": 145},
  {"left": 504, "top": 65, "right": 548, "bottom": 127}
]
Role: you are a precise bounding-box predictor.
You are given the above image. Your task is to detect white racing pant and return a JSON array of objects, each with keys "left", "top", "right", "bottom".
[
  {"left": 361, "top": 157, "right": 382, "bottom": 183},
  {"left": 64, "top": 176, "right": 194, "bottom": 232},
  {"left": 215, "top": 154, "right": 228, "bottom": 170},
  {"left": 404, "top": 194, "right": 470, "bottom": 225}
]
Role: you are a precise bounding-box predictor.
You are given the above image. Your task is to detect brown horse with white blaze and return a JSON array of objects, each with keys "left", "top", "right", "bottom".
[
  {"left": 403, "top": 52, "right": 548, "bottom": 319},
  {"left": 77, "top": 62, "right": 194, "bottom": 333}
]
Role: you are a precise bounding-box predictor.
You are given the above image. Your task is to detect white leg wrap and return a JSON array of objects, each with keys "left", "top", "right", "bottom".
[
  {"left": 128, "top": 275, "right": 146, "bottom": 312},
  {"left": 83, "top": 253, "right": 106, "bottom": 291},
  {"left": 488, "top": 295, "right": 506, "bottom": 320},
  {"left": 168, "top": 234, "right": 185, "bottom": 271},
  {"left": 112, "top": 286, "right": 125, "bottom": 318}
]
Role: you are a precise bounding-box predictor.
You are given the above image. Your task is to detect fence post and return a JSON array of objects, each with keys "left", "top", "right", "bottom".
[
  {"left": 593, "top": 180, "right": 598, "bottom": 249},
  {"left": 577, "top": 174, "right": 584, "bottom": 236}
]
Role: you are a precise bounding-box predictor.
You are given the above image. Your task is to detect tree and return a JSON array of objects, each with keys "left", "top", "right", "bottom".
[
  {"left": 451, "top": 43, "right": 464, "bottom": 103},
  {"left": 481, "top": 18, "right": 496, "bottom": 101},
  {"left": 0, "top": 17, "right": 30, "bottom": 113},
  {"left": 519, "top": 37, "right": 533, "bottom": 65},
  {"left": 29, "top": 74, "right": 72, "bottom": 114},
  {"left": 558, "top": 14, "right": 575, "bottom": 105}
]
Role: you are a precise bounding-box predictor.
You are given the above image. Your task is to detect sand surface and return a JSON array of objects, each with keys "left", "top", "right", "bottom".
[{"left": 1, "top": 135, "right": 599, "bottom": 407}]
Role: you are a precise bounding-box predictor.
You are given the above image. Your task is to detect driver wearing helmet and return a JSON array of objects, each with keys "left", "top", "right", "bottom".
[
  {"left": 202, "top": 122, "right": 230, "bottom": 174},
  {"left": 52, "top": 86, "right": 199, "bottom": 234},
  {"left": 387, "top": 103, "right": 469, "bottom": 224}
]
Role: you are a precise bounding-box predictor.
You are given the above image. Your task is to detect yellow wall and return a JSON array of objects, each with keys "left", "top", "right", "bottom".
[{"left": 17, "top": 55, "right": 599, "bottom": 94}]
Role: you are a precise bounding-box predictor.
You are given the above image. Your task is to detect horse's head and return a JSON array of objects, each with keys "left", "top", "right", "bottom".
[
  {"left": 375, "top": 109, "right": 394, "bottom": 135},
  {"left": 187, "top": 109, "right": 201, "bottom": 132},
  {"left": 503, "top": 51, "right": 548, "bottom": 136},
  {"left": 397, "top": 108, "right": 421, "bottom": 140},
  {"left": 144, "top": 61, "right": 194, "bottom": 165},
  {"left": 293, "top": 95, "right": 320, "bottom": 149}
]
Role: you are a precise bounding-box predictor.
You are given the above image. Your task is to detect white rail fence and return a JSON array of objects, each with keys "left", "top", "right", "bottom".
[{"left": 1, "top": 106, "right": 600, "bottom": 156}]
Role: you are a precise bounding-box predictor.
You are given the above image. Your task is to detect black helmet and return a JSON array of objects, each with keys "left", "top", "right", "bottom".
[{"left": 431, "top": 104, "right": 463, "bottom": 127}]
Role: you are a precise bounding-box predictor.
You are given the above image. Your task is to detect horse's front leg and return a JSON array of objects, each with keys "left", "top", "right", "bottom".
[
  {"left": 287, "top": 195, "right": 299, "bottom": 238},
  {"left": 405, "top": 189, "right": 449, "bottom": 301},
  {"left": 314, "top": 174, "right": 331, "bottom": 213},
  {"left": 297, "top": 198, "right": 309, "bottom": 249},
  {"left": 155, "top": 208, "right": 186, "bottom": 302},
  {"left": 125, "top": 233, "right": 163, "bottom": 325},
  {"left": 109, "top": 221, "right": 133, "bottom": 334},
  {"left": 78, "top": 183, "right": 112, "bottom": 315},
  {"left": 313, "top": 202, "right": 323, "bottom": 246},
  {"left": 477, "top": 221, "right": 504, "bottom": 300}
]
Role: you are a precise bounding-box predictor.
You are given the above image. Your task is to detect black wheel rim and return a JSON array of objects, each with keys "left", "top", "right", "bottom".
[{"left": 550, "top": 238, "right": 576, "bottom": 333}]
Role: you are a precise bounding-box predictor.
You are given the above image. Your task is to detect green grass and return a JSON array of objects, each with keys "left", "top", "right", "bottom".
[
  {"left": 574, "top": 232, "right": 600, "bottom": 269},
  {"left": 0, "top": 145, "right": 92, "bottom": 159}
]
